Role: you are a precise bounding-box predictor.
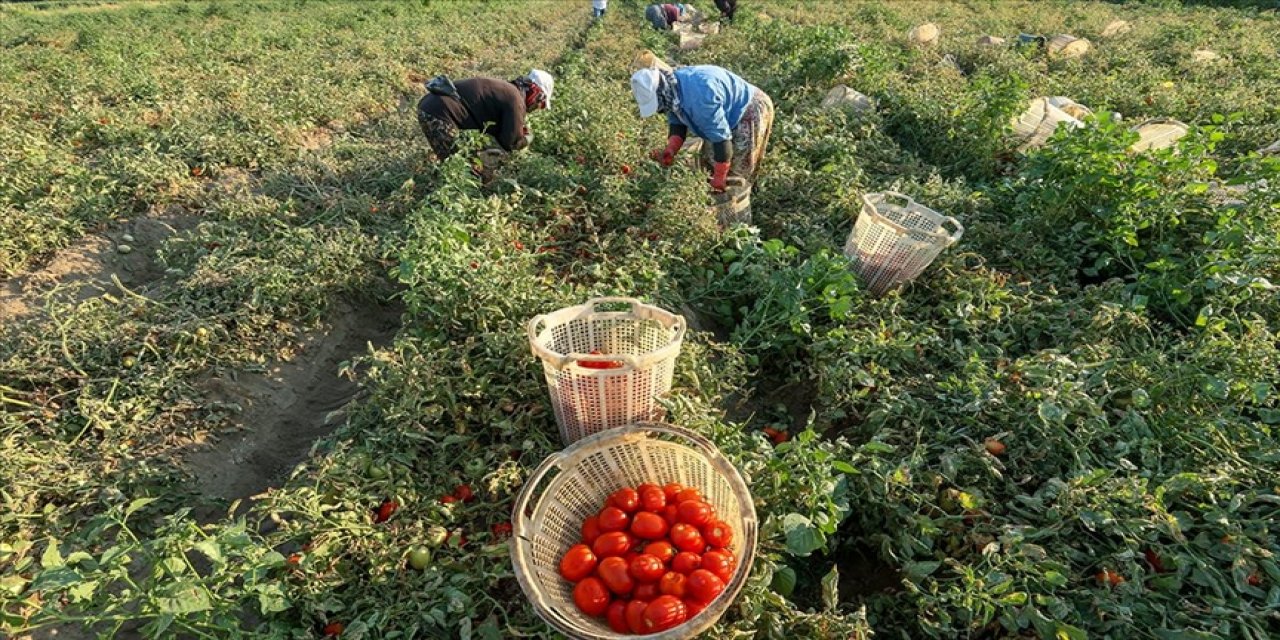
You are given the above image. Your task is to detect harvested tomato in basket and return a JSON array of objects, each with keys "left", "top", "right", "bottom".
[
  {"left": 577, "top": 349, "right": 624, "bottom": 370},
  {"left": 556, "top": 482, "right": 738, "bottom": 633}
]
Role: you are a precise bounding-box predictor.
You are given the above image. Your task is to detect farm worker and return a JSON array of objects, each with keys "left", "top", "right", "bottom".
[
  {"left": 714, "top": 0, "right": 737, "bottom": 21},
  {"left": 415, "top": 69, "right": 554, "bottom": 161},
  {"left": 592, "top": 0, "right": 608, "bottom": 19},
  {"left": 645, "top": 3, "right": 683, "bottom": 30},
  {"left": 631, "top": 65, "right": 775, "bottom": 192}
]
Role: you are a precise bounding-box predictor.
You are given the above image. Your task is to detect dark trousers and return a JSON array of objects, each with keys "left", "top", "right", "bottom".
[{"left": 714, "top": 0, "right": 736, "bottom": 20}]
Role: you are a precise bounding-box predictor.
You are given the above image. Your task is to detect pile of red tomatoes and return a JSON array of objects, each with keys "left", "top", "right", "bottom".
[{"left": 558, "top": 483, "right": 738, "bottom": 634}]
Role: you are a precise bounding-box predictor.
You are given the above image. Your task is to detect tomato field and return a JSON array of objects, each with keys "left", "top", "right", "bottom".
[{"left": 2, "top": 0, "right": 1279, "bottom": 638}]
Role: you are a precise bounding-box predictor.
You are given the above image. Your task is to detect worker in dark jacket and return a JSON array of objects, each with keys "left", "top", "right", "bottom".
[
  {"left": 416, "top": 69, "right": 554, "bottom": 161},
  {"left": 714, "top": 0, "right": 737, "bottom": 21},
  {"left": 645, "top": 3, "right": 684, "bottom": 30}
]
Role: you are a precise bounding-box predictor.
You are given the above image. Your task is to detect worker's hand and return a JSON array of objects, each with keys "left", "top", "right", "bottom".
[
  {"left": 650, "top": 135, "right": 685, "bottom": 167},
  {"left": 650, "top": 147, "right": 676, "bottom": 166},
  {"left": 709, "top": 161, "right": 731, "bottom": 193}
]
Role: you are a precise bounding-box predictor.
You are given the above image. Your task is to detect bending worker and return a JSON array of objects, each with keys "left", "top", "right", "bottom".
[
  {"left": 416, "top": 70, "right": 554, "bottom": 161},
  {"left": 631, "top": 64, "right": 774, "bottom": 192},
  {"left": 645, "top": 3, "right": 685, "bottom": 30},
  {"left": 714, "top": 0, "right": 738, "bottom": 21}
]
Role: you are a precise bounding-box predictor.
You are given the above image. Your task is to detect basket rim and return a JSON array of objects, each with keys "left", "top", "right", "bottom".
[
  {"left": 527, "top": 297, "right": 687, "bottom": 371},
  {"left": 858, "top": 192, "right": 964, "bottom": 244},
  {"left": 510, "top": 422, "right": 758, "bottom": 640}
]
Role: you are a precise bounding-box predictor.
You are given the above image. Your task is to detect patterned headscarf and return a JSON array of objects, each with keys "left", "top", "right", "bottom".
[{"left": 656, "top": 68, "right": 681, "bottom": 118}]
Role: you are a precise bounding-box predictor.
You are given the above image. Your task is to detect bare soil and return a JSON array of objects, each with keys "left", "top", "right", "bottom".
[
  {"left": 181, "top": 301, "right": 401, "bottom": 506},
  {"left": 0, "top": 206, "right": 197, "bottom": 322}
]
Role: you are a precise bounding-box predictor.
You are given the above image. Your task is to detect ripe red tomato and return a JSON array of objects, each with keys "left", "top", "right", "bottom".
[
  {"left": 573, "top": 577, "right": 611, "bottom": 617},
  {"left": 606, "top": 600, "right": 629, "bottom": 632},
  {"left": 559, "top": 544, "right": 598, "bottom": 582},
  {"left": 633, "top": 582, "right": 659, "bottom": 601},
  {"left": 581, "top": 515, "right": 602, "bottom": 545},
  {"left": 661, "top": 504, "right": 680, "bottom": 526},
  {"left": 659, "top": 571, "right": 688, "bottom": 597},
  {"left": 701, "top": 549, "right": 735, "bottom": 582},
  {"left": 626, "top": 599, "right": 649, "bottom": 633},
  {"left": 645, "top": 541, "right": 677, "bottom": 564},
  {"left": 621, "top": 164, "right": 632, "bottom": 175},
  {"left": 592, "top": 531, "right": 634, "bottom": 558},
  {"left": 630, "top": 511, "right": 669, "bottom": 540},
  {"left": 670, "top": 523, "right": 706, "bottom": 553},
  {"left": 642, "top": 595, "right": 688, "bottom": 633},
  {"left": 491, "top": 521, "right": 512, "bottom": 537},
  {"left": 662, "top": 483, "right": 684, "bottom": 503},
  {"left": 610, "top": 488, "right": 641, "bottom": 513},
  {"left": 597, "top": 556, "right": 635, "bottom": 596},
  {"left": 685, "top": 596, "right": 708, "bottom": 618},
  {"left": 454, "top": 484, "right": 475, "bottom": 502},
  {"left": 703, "top": 520, "right": 733, "bottom": 548},
  {"left": 322, "top": 622, "right": 344, "bottom": 636},
  {"left": 672, "top": 551, "right": 702, "bottom": 574},
  {"left": 687, "top": 569, "right": 726, "bottom": 603},
  {"left": 439, "top": 495, "right": 458, "bottom": 504},
  {"left": 623, "top": 551, "right": 640, "bottom": 565},
  {"left": 374, "top": 499, "right": 398, "bottom": 523},
  {"left": 598, "top": 507, "right": 630, "bottom": 533},
  {"left": 639, "top": 485, "right": 667, "bottom": 512},
  {"left": 629, "top": 553, "right": 666, "bottom": 583},
  {"left": 677, "top": 500, "right": 714, "bottom": 527},
  {"left": 675, "top": 488, "right": 702, "bottom": 504}
]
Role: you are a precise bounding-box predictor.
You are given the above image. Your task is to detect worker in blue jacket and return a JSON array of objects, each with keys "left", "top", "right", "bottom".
[{"left": 631, "top": 64, "right": 775, "bottom": 192}]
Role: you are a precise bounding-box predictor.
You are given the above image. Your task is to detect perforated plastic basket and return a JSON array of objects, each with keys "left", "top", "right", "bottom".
[
  {"left": 843, "top": 192, "right": 963, "bottom": 296},
  {"left": 528, "top": 298, "right": 686, "bottom": 445},
  {"left": 1012, "top": 97, "right": 1090, "bottom": 150},
  {"left": 511, "top": 423, "right": 758, "bottom": 639},
  {"left": 1129, "top": 118, "right": 1189, "bottom": 153}
]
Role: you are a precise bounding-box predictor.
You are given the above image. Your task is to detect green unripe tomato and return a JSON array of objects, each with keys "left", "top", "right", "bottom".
[
  {"left": 407, "top": 547, "right": 432, "bottom": 570},
  {"left": 426, "top": 525, "right": 450, "bottom": 548}
]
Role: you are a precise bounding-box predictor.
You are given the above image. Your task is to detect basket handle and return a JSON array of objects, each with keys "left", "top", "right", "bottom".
[
  {"left": 583, "top": 296, "right": 644, "bottom": 314},
  {"left": 940, "top": 216, "right": 965, "bottom": 245},
  {"left": 876, "top": 191, "right": 918, "bottom": 210},
  {"left": 627, "top": 422, "right": 726, "bottom": 466},
  {"left": 512, "top": 450, "right": 565, "bottom": 532},
  {"left": 510, "top": 449, "right": 566, "bottom": 614}
]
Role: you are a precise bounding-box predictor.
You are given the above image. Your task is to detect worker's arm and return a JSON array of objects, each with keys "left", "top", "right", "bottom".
[{"left": 497, "top": 104, "right": 529, "bottom": 152}]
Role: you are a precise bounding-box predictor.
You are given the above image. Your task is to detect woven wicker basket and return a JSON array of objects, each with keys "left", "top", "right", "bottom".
[
  {"left": 528, "top": 298, "right": 686, "bottom": 444},
  {"left": 511, "top": 423, "right": 758, "bottom": 639},
  {"left": 843, "top": 192, "right": 963, "bottom": 296},
  {"left": 710, "top": 177, "right": 751, "bottom": 227}
]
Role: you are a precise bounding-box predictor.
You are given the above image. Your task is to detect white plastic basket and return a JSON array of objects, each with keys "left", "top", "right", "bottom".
[
  {"left": 1047, "top": 34, "right": 1090, "bottom": 59},
  {"left": 843, "top": 192, "right": 963, "bottom": 296},
  {"left": 511, "top": 423, "right": 758, "bottom": 640},
  {"left": 528, "top": 298, "right": 686, "bottom": 445},
  {"left": 1129, "top": 118, "right": 1188, "bottom": 153},
  {"left": 1011, "top": 97, "right": 1090, "bottom": 151}
]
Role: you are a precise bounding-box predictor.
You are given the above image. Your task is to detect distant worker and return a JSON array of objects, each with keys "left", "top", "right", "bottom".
[
  {"left": 631, "top": 64, "right": 774, "bottom": 192},
  {"left": 644, "top": 3, "right": 684, "bottom": 30},
  {"left": 416, "top": 70, "right": 554, "bottom": 161},
  {"left": 714, "top": 0, "right": 737, "bottom": 21},
  {"left": 592, "top": 0, "right": 608, "bottom": 19}
]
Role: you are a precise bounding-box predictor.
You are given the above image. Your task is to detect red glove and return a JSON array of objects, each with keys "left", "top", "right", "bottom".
[
  {"left": 649, "top": 135, "right": 685, "bottom": 166},
  {"left": 709, "top": 161, "right": 731, "bottom": 192}
]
